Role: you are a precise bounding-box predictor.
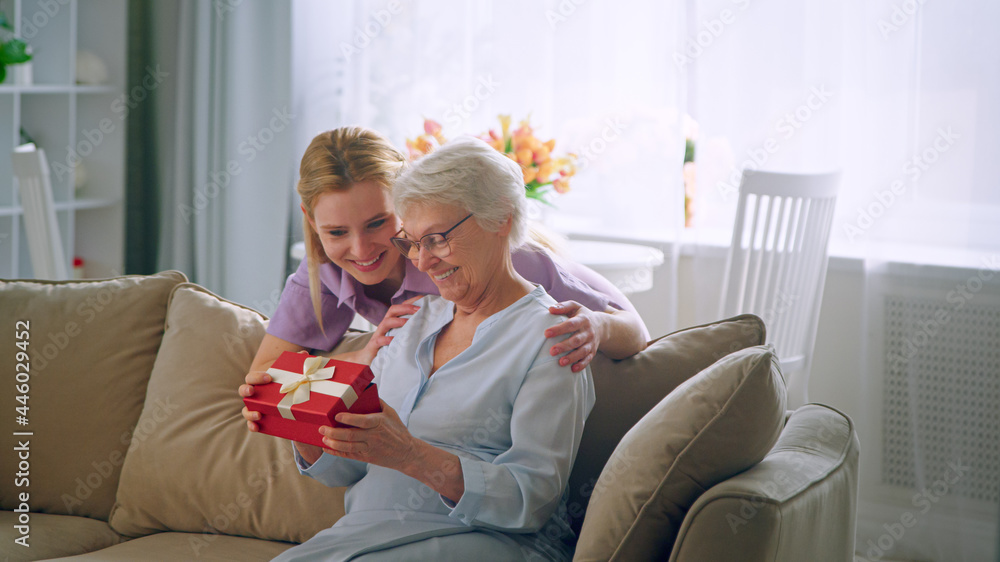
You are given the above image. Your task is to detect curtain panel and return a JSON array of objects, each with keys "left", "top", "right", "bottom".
[
  {"left": 125, "top": 0, "right": 294, "bottom": 308},
  {"left": 684, "top": 1, "right": 1000, "bottom": 561}
]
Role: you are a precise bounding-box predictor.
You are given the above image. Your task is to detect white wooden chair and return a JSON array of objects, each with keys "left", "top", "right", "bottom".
[
  {"left": 720, "top": 169, "right": 840, "bottom": 408},
  {"left": 12, "top": 143, "right": 69, "bottom": 280}
]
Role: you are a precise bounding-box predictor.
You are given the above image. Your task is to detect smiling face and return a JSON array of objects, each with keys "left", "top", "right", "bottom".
[
  {"left": 400, "top": 202, "right": 511, "bottom": 307},
  {"left": 306, "top": 180, "right": 404, "bottom": 286}
]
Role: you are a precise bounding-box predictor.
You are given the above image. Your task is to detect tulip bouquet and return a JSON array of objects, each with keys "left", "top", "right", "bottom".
[{"left": 406, "top": 115, "right": 577, "bottom": 203}]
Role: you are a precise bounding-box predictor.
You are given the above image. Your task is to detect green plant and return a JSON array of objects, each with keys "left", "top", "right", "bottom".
[{"left": 0, "top": 12, "right": 32, "bottom": 83}]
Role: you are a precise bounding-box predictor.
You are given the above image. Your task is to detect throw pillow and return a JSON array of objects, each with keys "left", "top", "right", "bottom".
[
  {"left": 567, "top": 314, "right": 765, "bottom": 532},
  {"left": 574, "top": 345, "right": 787, "bottom": 561},
  {"left": 108, "top": 284, "right": 351, "bottom": 545},
  {"left": 0, "top": 271, "right": 187, "bottom": 520}
]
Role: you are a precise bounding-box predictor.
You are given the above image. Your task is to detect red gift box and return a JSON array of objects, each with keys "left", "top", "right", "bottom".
[{"left": 243, "top": 352, "right": 381, "bottom": 448}]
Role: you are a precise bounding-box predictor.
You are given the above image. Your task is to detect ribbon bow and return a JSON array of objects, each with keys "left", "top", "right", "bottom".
[{"left": 266, "top": 356, "right": 358, "bottom": 420}]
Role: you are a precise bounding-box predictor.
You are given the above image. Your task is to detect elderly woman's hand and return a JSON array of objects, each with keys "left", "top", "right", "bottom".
[
  {"left": 545, "top": 300, "right": 607, "bottom": 372},
  {"left": 319, "top": 400, "right": 418, "bottom": 471}
]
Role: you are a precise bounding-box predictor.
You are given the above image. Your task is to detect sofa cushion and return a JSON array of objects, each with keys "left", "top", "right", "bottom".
[
  {"left": 109, "top": 284, "right": 351, "bottom": 543},
  {"left": 0, "top": 511, "right": 125, "bottom": 561},
  {"left": 574, "top": 345, "right": 786, "bottom": 562},
  {"left": 568, "top": 314, "right": 765, "bottom": 532},
  {"left": 50, "top": 531, "right": 294, "bottom": 561},
  {"left": 0, "top": 271, "right": 188, "bottom": 520},
  {"left": 668, "top": 404, "right": 859, "bottom": 562}
]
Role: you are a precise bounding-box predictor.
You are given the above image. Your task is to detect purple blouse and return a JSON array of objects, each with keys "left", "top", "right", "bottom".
[{"left": 266, "top": 246, "right": 636, "bottom": 351}]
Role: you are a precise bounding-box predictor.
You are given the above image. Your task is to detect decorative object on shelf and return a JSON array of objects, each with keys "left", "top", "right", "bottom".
[
  {"left": 683, "top": 114, "right": 697, "bottom": 228},
  {"left": 73, "top": 257, "right": 85, "bottom": 279},
  {"left": 0, "top": 0, "right": 127, "bottom": 280},
  {"left": 74, "top": 161, "right": 88, "bottom": 194},
  {"left": 0, "top": 11, "right": 32, "bottom": 84},
  {"left": 406, "top": 115, "right": 577, "bottom": 205},
  {"left": 12, "top": 143, "right": 68, "bottom": 280},
  {"left": 19, "top": 126, "right": 36, "bottom": 145},
  {"left": 75, "top": 50, "right": 109, "bottom": 85}
]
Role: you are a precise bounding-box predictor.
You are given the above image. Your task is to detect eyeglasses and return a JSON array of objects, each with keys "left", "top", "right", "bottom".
[{"left": 390, "top": 213, "right": 473, "bottom": 259}]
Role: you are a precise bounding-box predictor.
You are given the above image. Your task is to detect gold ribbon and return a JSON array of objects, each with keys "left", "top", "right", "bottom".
[{"left": 266, "top": 356, "right": 358, "bottom": 420}]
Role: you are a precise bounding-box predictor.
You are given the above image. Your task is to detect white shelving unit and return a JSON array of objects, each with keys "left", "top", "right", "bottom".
[{"left": 0, "top": 0, "right": 126, "bottom": 279}]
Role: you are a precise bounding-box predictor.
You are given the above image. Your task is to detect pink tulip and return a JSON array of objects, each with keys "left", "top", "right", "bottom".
[{"left": 424, "top": 119, "right": 443, "bottom": 136}]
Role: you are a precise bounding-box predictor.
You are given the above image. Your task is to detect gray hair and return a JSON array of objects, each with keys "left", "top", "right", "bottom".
[{"left": 393, "top": 136, "right": 527, "bottom": 249}]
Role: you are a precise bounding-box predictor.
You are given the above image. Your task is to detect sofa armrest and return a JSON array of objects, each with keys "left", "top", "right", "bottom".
[{"left": 668, "top": 404, "right": 860, "bottom": 562}]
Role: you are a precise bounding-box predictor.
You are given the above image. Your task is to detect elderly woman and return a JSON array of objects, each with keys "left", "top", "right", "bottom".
[{"left": 271, "top": 137, "right": 595, "bottom": 561}]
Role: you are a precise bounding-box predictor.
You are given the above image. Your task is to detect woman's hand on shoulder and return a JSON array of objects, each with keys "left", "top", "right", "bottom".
[
  {"left": 360, "top": 295, "right": 422, "bottom": 363},
  {"left": 545, "top": 300, "right": 606, "bottom": 372}
]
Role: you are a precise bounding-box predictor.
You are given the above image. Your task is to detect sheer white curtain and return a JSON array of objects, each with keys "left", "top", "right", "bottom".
[
  {"left": 291, "top": 0, "right": 686, "bottom": 336},
  {"left": 156, "top": 0, "right": 294, "bottom": 308},
  {"left": 686, "top": 1, "right": 1000, "bottom": 560},
  {"left": 687, "top": 0, "right": 1000, "bottom": 254},
  {"left": 291, "top": 1, "right": 1000, "bottom": 557}
]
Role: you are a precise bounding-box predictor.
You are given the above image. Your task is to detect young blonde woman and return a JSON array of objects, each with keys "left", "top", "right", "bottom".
[{"left": 239, "top": 127, "right": 648, "bottom": 422}]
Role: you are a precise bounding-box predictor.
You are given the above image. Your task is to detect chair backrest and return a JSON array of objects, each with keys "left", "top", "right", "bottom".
[
  {"left": 720, "top": 170, "right": 840, "bottom": 402},
  {"left": 12, "top": 144, "right": 68, "bottom": 280}
]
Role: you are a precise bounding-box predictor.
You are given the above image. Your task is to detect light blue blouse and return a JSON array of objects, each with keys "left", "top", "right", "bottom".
[{"left": 274, "top": 286, "right": 595, "bottom": 562}]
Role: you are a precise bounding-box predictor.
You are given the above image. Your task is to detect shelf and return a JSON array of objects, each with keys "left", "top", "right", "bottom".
[
  {"left": 0, "top": 197, "right": 121, "bottom": 216},
  {"left": 57, "top": 197, "right": 122, "bottom": 211},
  {"left": 0, "top": 84, "right": 118, "bottom": 94},
  {"left": 0, "top": 0, "right": 127, "bottom": 280}
]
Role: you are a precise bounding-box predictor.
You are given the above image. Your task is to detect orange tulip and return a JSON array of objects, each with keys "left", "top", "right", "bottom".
[
  {"left": 522, "top": 166, "right": 538, "bottom": 184},
  {"left": 406, "top": 136, "right": 437, "bottom": 160},
  {"left": 533, "top": 146, "right": 551, "bottom": 164},
  {"left": 555, "top": 156, "right": 577, "bottom": 177},
  {"left": 536, "top": 161, "right": 555, "bottom": 181},
  {"left": 513, "top": 123, "right": 532, "bottom": 141},
  {"left": 553, "top": 177, "right": 570, "bottom": 193},
  {"left": 516, "top": 148, "right": 534, "bottom": 166},
  {"left": 543, "top": 139, "right": 556, "bottom": 152}
]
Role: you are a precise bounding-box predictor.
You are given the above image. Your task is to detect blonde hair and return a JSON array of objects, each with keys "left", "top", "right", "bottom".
[{"left": 297, "top": 127, "right": 407, "bottom": 333}]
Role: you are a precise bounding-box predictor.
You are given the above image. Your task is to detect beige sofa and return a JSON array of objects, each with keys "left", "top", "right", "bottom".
[{"left": 0, "top": 272, "right": 859, "bottom": 561}]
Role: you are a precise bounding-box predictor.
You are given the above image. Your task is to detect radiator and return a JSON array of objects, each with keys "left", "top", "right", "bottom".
[
  {"left": 881, "top": 294, "right": 1000, "bottom": 504},
  {"left": 856, "top": 268, "right": 1000, "bottom": 562}
]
